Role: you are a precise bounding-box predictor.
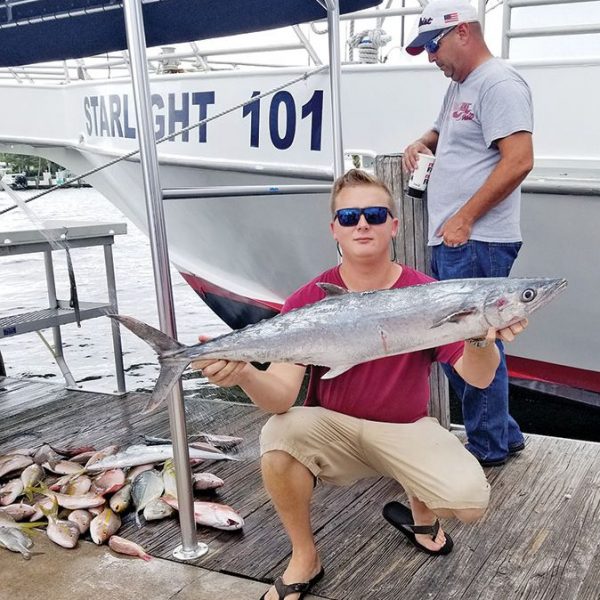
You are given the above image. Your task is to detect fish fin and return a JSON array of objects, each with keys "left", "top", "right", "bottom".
[
  {"left": 30, "top": 482, "right": 48, "bottom": 495},
  {"left": 142, "top": 362, "right": 188, "bottom": 414},
  {"left": 431, "top": 307, "right": 478, "bottom": 328},
  {"left": 107, "top": 314, "right": 185, "bottom": 356},
  {"left": 321, "top": 364, "right": 357, "bottom": 379},
  {"left": 39, "top": 496, "right": 58, "bottom": 519},
  {"left": 316, "top": 283, "right": 348, "bottom": 296},
  {"left": 16, "top": 521, "right": 47, "bottom": 529}
]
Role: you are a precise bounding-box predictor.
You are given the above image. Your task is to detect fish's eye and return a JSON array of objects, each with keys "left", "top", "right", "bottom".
[{"left": 521, "top": 288, "right": 536, "bottom": 302}]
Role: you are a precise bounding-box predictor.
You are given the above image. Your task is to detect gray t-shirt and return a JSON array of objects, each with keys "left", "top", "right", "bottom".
[{"left": 427, "top": 58, "right": 533, "bottom": 245}]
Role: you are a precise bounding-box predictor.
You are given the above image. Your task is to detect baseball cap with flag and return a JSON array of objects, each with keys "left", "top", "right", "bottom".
[{"left": 406, "top": 0, "right": 479, "bottom": 56}]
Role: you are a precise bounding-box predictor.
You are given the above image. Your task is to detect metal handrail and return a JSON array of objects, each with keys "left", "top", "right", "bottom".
[
  {"left": 162, "top": 184, "right": 332, "bottom": 200},
  {"left": 502, "top": 0, "right": 600, "bottom": 57},
  {"left": 508, "top": 23, "right": 600, "bottom": 38}
]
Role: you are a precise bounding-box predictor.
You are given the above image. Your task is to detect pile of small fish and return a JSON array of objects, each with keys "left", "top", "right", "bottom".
[{"left": 0, "top": 432, "right": 244, "bottom": 561}]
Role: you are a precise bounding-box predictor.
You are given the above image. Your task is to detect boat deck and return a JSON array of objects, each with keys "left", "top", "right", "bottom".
[{"left": 1, "top": 377, "right": 599, "bottom": 600}]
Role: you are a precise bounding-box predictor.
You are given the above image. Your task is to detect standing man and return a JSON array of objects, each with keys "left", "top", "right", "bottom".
[
  {"left": 403, "top": 0, "right": 534, "bottom": 467},
  {"left": 194, "top": 170, "right": 528, "bottom": 600}
]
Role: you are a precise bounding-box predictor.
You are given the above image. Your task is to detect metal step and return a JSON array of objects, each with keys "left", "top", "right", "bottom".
[{"left": 0, "top": 300, "right": 112, "bottom": 338}]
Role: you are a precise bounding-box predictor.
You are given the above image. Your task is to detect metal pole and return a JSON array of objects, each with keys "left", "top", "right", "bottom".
[
  {"left": 292, "top": 25, "right": 323, "bottom": 65},
  {"left": 122, "top": 0, "right": 206, "bottom": 559},
  {"left": 478, "top": 0, "right": 486, "bottom": 32},
  {"left": 325, "top": 0, "right": 345, "bottom": 178},
  {"left": 104, "top": 244, "right": 126, "bottom": 395},
  {"left": 163, "top": 184, "right": 332, "bottom": 200},
  {"left": 44, "top": 250, "right": 77, "bottom": 388},
  {"left": 502, "top": 0, "right": 511, "bottom": 58}
]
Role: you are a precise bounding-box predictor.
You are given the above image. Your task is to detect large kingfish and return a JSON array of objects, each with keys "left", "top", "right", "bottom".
[{"left": 110, "top": 277, "right": 567, "bottom": 413}]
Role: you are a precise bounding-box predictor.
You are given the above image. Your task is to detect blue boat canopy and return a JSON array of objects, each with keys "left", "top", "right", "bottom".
[{"left": 0, "top": 0, "right": 382, "bottom": 68}]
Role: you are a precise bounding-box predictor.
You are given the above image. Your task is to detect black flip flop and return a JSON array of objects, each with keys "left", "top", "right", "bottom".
[
  {"left": 383, "top": 501, "right": 453, "bottom": 556},
  {"left": 259, "top": 567, "right": 325, "bottom": 600}
]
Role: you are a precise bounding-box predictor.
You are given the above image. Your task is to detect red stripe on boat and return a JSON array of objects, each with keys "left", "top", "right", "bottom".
[
  {"left": 507, "top": 356, "right": 600, "bottom": 394},
  {"left": 180, "top": 272, "right": 283, "bottom": 313}
]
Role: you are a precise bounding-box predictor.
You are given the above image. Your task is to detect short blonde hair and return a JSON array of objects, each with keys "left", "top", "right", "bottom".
[{"left": 330, "top": 169, "right": 396, "bottom": 217}]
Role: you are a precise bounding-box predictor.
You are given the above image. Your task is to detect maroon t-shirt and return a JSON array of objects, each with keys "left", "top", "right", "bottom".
[{"left": 281, "top": 265, "right": 464, "bottom": 423}]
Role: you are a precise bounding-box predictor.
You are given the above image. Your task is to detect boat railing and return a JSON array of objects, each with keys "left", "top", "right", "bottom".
[
  {"left": 501, "top": 0, "right": 600, "bottom": 57},
  {"left": 162, "top": 184, "right": 332, "bottom": 200}
]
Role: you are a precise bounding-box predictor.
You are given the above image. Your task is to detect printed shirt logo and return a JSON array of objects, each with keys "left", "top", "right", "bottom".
[
  {"left": 419, "top": 16, "right": 433, "bottom": 26},
  {"left": 444, "top": 12, "right": 459, "bottom": 23},
  {"left": 452, "top": 102, "right": 475, "bottom": 121}
]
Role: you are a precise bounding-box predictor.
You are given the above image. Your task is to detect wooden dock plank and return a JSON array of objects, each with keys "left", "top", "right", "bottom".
[{"left": 1, "top": 377, "right": 599, "bottom": 600}]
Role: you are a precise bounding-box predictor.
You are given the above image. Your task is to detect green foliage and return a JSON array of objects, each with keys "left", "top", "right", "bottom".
[{"left": 0, "top": 153, "right": 63, "bottom": 175}]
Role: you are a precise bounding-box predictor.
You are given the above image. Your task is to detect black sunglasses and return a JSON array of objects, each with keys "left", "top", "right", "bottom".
[
  {"left": 424, "top": 26, "right": 457, "bottom": 54},
  {"left": 334, "top": 206, "right": 393, "bottom": 227}
]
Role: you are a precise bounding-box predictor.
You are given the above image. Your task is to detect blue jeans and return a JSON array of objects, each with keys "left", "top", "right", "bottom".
[{"left": 431, "top": 240, "right": 525, "bottom": 462}]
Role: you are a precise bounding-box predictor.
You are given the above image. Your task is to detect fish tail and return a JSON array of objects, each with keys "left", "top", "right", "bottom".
[
  {"left": 135, "top": 509, "right": 146, "bottom": 529},
  {"left": 23, "top": 486, "right": 35, "bottom": 503},
  {"left": 108, "top": 314, "right": 190, "bottom": 413},
  {"left": 30, "top": 482, "right": 48, "bottom": 495},
  {"left": 142, "top": 361, "right": 188, "bottom": 414},
  {"left": 107, "top": 314, "right": 185, "bottom": 356},
  {"left": 39, "top": 496, "right": 58, "bottom": 519}
]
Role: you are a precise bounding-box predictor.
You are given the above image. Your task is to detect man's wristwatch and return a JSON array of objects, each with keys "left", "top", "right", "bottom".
[{"left": 467, "top": 336, "right": 491, "bottom": 348}]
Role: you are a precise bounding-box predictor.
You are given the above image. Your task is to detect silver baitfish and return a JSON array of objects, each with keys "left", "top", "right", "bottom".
[
  {"left": 110, "top": 277, "right": 567, "bottom": 413},
  {"left": 131, "top": 470, "right": 163, "bottom": 526},
  {"left": 193, "top": 433, "right": 243, "bottom": 450},
  {"left": 142, "top": 498, "right": 174, "bottom": 522},
  {"left": 0, "top": 525, "right": 34, "bottom": 560},
  {"left": 85, "top": 444, "right": 233, "bottom": 472}
]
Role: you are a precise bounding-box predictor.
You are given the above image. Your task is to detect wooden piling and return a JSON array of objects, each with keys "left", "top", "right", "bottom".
[{"left": 375, "top": 154, "right": 451, "bottom": 428}]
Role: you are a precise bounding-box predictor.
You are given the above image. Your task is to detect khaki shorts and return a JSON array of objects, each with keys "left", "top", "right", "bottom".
[{"left": 260, "top": 406, "right": 489, "bottom": 510}]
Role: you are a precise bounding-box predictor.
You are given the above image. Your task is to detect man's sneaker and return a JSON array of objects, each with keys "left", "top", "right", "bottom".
[
  {"left": 509, "top": 441, "right": 526, "bottom": 455},
  {"left": 465, "top": 443, "right": 507, "bottom": 467},
  {"left": 477, "top": 456, "right": 507, "bottom": 467}
]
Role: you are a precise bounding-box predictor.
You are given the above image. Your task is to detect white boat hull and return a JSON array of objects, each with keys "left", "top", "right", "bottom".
[{"left": 1, "top": 61, "right": 599, "bottom": 391}]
